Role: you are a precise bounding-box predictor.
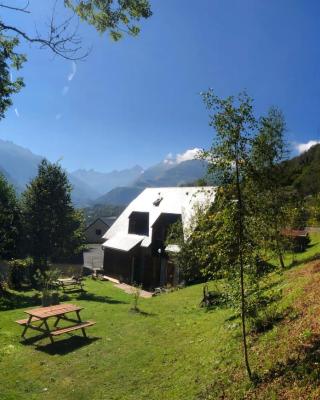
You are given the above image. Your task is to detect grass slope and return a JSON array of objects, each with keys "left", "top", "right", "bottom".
[
  {"left": 1, "top": 234, "right": 320, "bottom": 399},
  {"left": 0, "top": 281, "right": 239, "bottom": 400}
]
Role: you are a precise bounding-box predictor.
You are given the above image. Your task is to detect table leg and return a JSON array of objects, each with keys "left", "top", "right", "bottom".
[
  {"left": 54, "top": 315, "right": 63, "bottom": 328},
  {"left": 43, "top": 318, "right": 54, "bottom": 344},
  {"left": 76, "top": 310, "right": 87, "bottom": 338},
  {"left": 39, "top": 320, "right": 45, "bottom": 328},
  {"left": 21, "top": 315, "right": 32, "bottom": 338}
]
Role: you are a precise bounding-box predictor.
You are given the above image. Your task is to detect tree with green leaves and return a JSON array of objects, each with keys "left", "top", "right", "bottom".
[
  {"left": 250, "top": 107, "right": 289, "bottom": 268},
  {"left": 165, "top": 204, "right": 224, "bottom": 284},
  {"left": 200, "top": 90, "right": 260, "bottom": 381},
  {"left": 21, "top": 160, "right": 85, "bottom": 270},
  {"left": 0, "top": 0, "right": 152, "bottom": 120},
  {"left": 198, "top": 90, "right": 295, "bottom": 381},
  {"left": 0, "top": 173, "right": 21, "bottom": 259}
]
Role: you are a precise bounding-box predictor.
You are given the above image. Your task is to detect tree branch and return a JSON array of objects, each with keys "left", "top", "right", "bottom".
[
  {"left": 0, "top": 17, "right": 89, "bottom": 60},
  {"left": 0, "top": 1, "right": 30, "bottom": 14}
]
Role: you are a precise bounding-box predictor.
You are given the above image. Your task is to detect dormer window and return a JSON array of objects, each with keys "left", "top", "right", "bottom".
[{"left": 128, "top": 212, "right": 149, "bottom": 236}]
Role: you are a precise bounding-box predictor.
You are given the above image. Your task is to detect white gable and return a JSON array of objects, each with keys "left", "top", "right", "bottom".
[{"left": 102, "top": 187, "right": 216, "bottom": 250}]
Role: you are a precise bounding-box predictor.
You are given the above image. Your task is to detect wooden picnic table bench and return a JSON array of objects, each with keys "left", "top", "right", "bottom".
[
  {"left": 55, "top": 277, "right": 84, "bottom": 292},
  {"left": 16, "top": 303, "right": 95, "bottom": 344}
]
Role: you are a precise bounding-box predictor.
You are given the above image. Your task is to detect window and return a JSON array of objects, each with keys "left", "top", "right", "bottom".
[
  {"left": 128, "top": 212, "right": 149, "bottom": 236},
  {"left": 96, "top": 229, "right": 102, "bottom": 236}
]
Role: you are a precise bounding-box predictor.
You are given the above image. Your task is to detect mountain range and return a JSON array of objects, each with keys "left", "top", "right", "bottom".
[
  {"left": 3, "top": 137, "right": 320, "bottom": 208},
  {"left": 0, "top": 139, "right": 208, "bottom": 206},
  {"left": 94, "top": 159, "right": 208, "bottom": 205}
]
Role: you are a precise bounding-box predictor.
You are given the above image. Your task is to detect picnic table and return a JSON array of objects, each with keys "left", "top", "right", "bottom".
[
  {"left": 16, "top": 304, "right": 95, "bottom": 344},
  {"left": 56, "top": 277, "right": 84, "bottom": 292}
]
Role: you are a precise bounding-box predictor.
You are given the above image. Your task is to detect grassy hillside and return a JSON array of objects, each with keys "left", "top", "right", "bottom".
[{"left": 2, "top": 236, "right": 320, "bottom": 399}]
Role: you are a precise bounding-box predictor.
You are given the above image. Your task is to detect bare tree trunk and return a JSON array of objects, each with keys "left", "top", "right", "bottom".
[
  {"left": 276, "top": 238, "right": 285, "bottom": 269},
  {"left": 274, "top": 219, "right": 285, "bottom": 269}
]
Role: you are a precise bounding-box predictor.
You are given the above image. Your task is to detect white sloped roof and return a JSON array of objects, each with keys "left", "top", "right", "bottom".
[
  {"left": 102, "top": 187, "right": 216, "bottom": 250},
  {"left": 103, "top": 234, "right": 144, "bottom": 252}
]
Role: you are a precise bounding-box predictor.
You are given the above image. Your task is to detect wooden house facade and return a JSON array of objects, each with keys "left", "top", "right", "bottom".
[{"left": 102, "top": 187, "right": 215, "bottom": 290}]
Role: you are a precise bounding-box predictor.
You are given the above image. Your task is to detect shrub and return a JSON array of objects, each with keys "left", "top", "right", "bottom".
[
  {"left": 7, "top": 258, "right": 33, "bottom": 289},
  {"left": 250, "top": 305, "right": 284, "bottom": 334},
  {"left": 0, "top": 272, "right": 8, "bottom": 294},
  {"left": 131, "top": 284, "right": 142, "bottom": 312},
  {"left": 34, "top": 268, "right": 60, "bottom": 306},
  {"left": 199, "top": 283, "right": 229, "bottom": 308}
]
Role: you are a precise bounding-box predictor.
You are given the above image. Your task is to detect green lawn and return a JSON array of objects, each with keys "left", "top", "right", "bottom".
[
  {"left": 0, "top": 279, "right": 242, "bottom": 400},
  {"left": 1, "top": 234, "right": 320, "bottom": 400}
]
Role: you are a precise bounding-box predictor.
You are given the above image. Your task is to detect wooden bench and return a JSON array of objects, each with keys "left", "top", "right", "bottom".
[
  {"left": 16, "top": 317, "right": 41, "bottom": 325},
  {"left": 51, "top": 321, "right": 95, "bottom": 336}
]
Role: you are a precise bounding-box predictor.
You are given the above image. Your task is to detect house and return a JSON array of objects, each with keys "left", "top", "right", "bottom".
[
  {"left": 84, "top": 216, "right": 117, "bottom": 244},
  {"left": 102, "top": 187, "right": 216, "bottom": 289}
]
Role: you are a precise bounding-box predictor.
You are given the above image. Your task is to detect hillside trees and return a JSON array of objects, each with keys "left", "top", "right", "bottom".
[
  {"left": 195, "top": 91, "right": 311, "bottom": 381},
  {"left": 0, "top": 173, "right": 21, "bottom": 259},
  {"left": 21, "top": 159, "right": 85, "bottom": 270},
  {"left": 200, "top": 90, "right": 259, "bottom": 380},
  {"left": 250, "top": 108, "right": 289, "bottom": 268},
  {"left": 0, "top": 0, "right": 152, "bottom": 120}
]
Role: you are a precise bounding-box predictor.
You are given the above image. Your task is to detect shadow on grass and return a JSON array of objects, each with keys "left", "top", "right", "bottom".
[
  {"left": 0, "top": 291, "right": 41, "bottom": 311},
  {"left": 76, "top": 292, "right": 128, "bottom": 305},
  {"left": 60, "top": 288, "right": 86, "bottom": 295},
  {"left": 129, "top": 308, "right": 156, "bottom": 317},
  {"left": 258, "top": 333, "right": 320, "bottom": 387},
  {"left": 33, "top": 336, "right": 100, "bottom": 355},
  {"left": 0, "top": 290, "right": 75, "bottom": 311},
  {"left": 285, "top": 252, "right": 320, "bottom": 269}
]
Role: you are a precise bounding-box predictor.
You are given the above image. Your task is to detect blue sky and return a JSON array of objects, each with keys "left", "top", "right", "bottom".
[{"left": 0, "top": 0, "right": 319, "bottom": 172}]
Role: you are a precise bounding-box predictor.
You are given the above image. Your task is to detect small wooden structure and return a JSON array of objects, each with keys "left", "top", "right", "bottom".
[
  {"left": 281, "top": 228, "right": 310, "bottom": 252},
  {"left": 56, "top": 277, "right": 84, "bottom": 292},
  {"left": 16, "top": 304, "right": 95, "bottom": 344}
]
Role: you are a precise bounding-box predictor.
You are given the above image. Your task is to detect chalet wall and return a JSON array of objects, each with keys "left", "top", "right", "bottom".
[
  {"left": 104, "top": 248, "right": 137, "bottom": 283},
  {"left": 103, "top": 246, "right": 177, "bottom": 289},
  {"left": 85, "top": 220, "right": 109, "bottom": 244}
]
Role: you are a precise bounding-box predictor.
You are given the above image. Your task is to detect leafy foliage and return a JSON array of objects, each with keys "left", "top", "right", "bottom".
[
  {"left": 198, "top": 90, "right": 289, "bottom": 380},
  {"left": 21, "top": 160, "right": 85, "bottom": 269},
  {"left": 0, "top": 35, "right": 25, "bottom": 121},
  {"left": 249, "top": 107, "right": 289, "bottom": 268},
  {"left": 0, "top": 173, "right": 21, "bottom": 259},
  {"left": 65, "top": 0, "right": 152, "bottom": 40},
  {"left": 281, "top": 143, "right": 320, "bottom": 196},
  {"left": 7, "top": 258, "right": 33, "bottom": 290}
]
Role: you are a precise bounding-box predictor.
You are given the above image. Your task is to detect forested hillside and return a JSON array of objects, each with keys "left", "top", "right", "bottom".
[{"left": 281, "top": 144, "right": 320, "bottom": 196}]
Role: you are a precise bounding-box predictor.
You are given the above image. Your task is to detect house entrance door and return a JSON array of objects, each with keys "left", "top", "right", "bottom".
[
  {"left": 166, "top": 260, "right": 175, "bottom": 286},
  {"left": 131, "top": 255, "right": 142, "bottom": 285},
  {"left": 159, "top": 258, "right": 167, "bottom": 287}
]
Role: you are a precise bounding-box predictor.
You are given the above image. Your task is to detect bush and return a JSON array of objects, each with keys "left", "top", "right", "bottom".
[
  {"left": 7, "top": 258, "right": 33, "bottom": 289},
  {"left": 250, "top": 305, "right": 284, "bottom": 334},
  {"left": 199, "top": 284, "right": 229, "bottom": 308},
  {"left": 131, "top": 284, "right": 142, "bottom": 312},
  {"left": 0, "top": 272, "right": 8, "bottom": 294}
]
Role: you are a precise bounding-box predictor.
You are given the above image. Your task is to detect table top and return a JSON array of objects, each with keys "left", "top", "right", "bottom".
[{"left": 25, "top": 303, "right": 83, "bottom": 319}]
